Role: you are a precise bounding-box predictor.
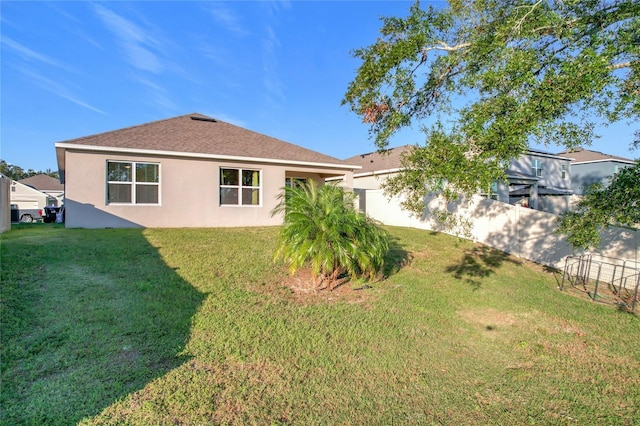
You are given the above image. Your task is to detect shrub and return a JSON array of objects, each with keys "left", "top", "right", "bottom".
[{"left": 271, "top": 180, "right": 389, "bottom": 289}]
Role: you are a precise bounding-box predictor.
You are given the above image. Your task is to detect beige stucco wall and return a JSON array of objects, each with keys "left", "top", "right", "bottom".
[
  {"left": 0, "top": 177, "right": 10, "bottom": 233},
  {"left": 63, "top": 150, "right": 353, "bottom": 228},
  {"left": 352, "top": 174, "right": 387, "bottom": 190}
]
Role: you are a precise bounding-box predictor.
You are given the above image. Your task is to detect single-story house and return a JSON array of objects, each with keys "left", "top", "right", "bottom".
[
  {"left": 18, "top": 174, "right": 64, "bottom": 206},
  {"left": 345, "top": 145, "right": 573, "bottom": 214},
  {"left": 556, "top": 147, "right": 636, "bottom": 195},
  {"left": 55, "top": 113, "right": 360, "bottom": 228}
]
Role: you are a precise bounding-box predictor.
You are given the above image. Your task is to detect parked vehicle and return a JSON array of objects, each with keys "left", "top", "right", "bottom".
[{"left": 10, "top": 204, "right": 43, "bottom": 223}]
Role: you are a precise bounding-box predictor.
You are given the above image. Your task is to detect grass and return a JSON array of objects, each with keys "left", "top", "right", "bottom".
[{"left": 1, "top": 224, "right": 639, "bottom": 425}]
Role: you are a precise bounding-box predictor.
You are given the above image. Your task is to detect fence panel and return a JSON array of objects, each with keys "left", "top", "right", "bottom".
[{"left": 362, "top": 190, "right": 638, "bottom": 270}]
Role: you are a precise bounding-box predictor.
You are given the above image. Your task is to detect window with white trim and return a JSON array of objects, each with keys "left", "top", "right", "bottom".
[
  {"left": 107, "top": 161, "right": 159, "bottom": 204},
  {"left": 532, "top": 159, "right": 543, "bottom": 177},
  {"left": 220, "top": 168, "right": 261, "bottom": 205},
  {"left": 482, "top": 181, "right": 499, "bottom": 200},
  {"left": 561, "top": 164, "right": 567, "bottom": 179}
]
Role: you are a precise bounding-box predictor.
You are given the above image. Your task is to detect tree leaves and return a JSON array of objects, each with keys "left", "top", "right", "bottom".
[
  {"left": 556, "top": 161, "right": 640, "bottom": 249},
  {"left": 343, "top": 0, "right": 639, "bottom": 214},
  {"left": 0, "top": 159, "right": 59, "bottom": 180}
]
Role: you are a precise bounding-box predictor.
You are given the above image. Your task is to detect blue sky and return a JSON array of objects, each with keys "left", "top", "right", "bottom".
[{"left": 1, "top": 1, "right": 637, "bottom": 173}]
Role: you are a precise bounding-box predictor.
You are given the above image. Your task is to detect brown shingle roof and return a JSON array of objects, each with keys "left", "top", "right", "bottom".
[
  {"left": 18, "top": 174, "right": 63, "bottom": 190},
  {"left": 344, "top": 145, "right": 412, "bottom": 174},
  {"left": 56, "top": 113, "right": 351, "bottom": 166},
  {"left": 556, "top": 147, "right": 635, "bottom": 164}
]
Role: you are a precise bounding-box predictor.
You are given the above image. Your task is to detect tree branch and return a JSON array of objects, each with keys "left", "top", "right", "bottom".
[
  {"left": 514, "top": 0, "right": 544, "bottom": 34},
  {"left": 611, "top": 61, "right": 632, "bottom": 70},
  {"left": 424, "top": 41, "right": 471, "bottom": 53}
]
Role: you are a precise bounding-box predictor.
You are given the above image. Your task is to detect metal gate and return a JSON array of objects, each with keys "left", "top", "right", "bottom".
[{"left": 561, "top": 254, "right": 640, "bottom": 312}]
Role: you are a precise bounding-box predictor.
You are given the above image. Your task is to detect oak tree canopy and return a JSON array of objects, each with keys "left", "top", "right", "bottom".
[{"left": 343, "top": 0, "right": 639, "bottom": 217}]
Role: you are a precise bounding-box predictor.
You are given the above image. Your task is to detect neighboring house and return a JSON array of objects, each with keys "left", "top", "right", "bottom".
[
  {"left": 18, "top": 174, "right": 64, "bottom": 206},
  {"left": 343, "top": 145, "right": 410, "bottom": 213},
  {"left": 345, "top": 145, "right": 573, "bottom": 214},
  {"left": 6, "top": 176, "right": 56, "bottom": 222},
  {"left": 556, "top": 147, "right": 636, "bottom": 195},
  {"left": 54, "top": 113, "right": 359, "bottom": 228},
  {"left": 506, "top": 148, "right": 573, "bottom": 213}
]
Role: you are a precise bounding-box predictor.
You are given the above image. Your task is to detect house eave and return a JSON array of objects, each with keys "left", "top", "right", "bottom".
[
  {"left": 506, "top": 173, "right": 540, "bottom": 183},
  {"left": 353, "top": 167, "right": 402, "bottom": 178},
  {"left": 527, "top": 150, "right": 571, "bottom": 161},
  {"left": 55, "top": 146, "right": 66, "bottom": 184},
  {"left": 570, "top": 158, "right": 636, "bottom": 165},
  {"left": 54, "top": 143, "right": 362, "bottom": 171}
]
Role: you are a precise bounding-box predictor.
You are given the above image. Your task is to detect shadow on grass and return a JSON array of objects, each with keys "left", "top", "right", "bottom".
[
  {"left": 445, "top": 244, "right": 521, "bottom": 289},
  {"left": 383, "top": 236, "right": 412, "bottom": 278},
  {"left": 542, "top": 265, "right": 565, "bottom": 288},
  {"left": 1, "top": 227, "right": 205, "bottom": 424}
]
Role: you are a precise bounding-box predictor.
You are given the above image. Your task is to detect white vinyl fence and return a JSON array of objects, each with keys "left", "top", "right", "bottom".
[
  {"left": 0, "top": 177, "right": 10, "bottom": 233},
  {"left": 360, "top": 189, "right": 639, "bottom": 270}
]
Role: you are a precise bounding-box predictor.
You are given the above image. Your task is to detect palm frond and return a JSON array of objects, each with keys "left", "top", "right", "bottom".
[{"left": 272, "top": 180, "right": 390, "bottom": 288}]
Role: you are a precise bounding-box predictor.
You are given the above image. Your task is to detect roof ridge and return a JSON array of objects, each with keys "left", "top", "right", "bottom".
[
  {"left": 556, "top": 147, "right": 634, "bottom": 162},
  {"left": 344, "top": 144, "right": 412, "bottom": 161},
  {"left": 206, "top": 117, "right": 345, "bottom": 162},
  {"left": 56, "top": 112, "right": 210, "bottom": 144}
]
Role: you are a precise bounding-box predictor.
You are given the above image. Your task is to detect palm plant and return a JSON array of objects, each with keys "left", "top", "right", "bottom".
[{"left": 272, "top": 180, "right": 389, "bottom": 289}]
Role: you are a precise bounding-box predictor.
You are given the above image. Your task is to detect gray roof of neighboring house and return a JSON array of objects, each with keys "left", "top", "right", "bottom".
[
  {"left": 18, "top": 174, "right": 63, "bottom": 191},
  {"left": 346, "top": 145, "right": 571, "bottom": 175},
  {"left": 55, "top": 113, "right": 353, "bottom": 167},
  {"left": 556, "top": 147, "right": 635, "bottom": 164},
  {"left": 344, "top": 145, "right": 412, "bottom": 175}
]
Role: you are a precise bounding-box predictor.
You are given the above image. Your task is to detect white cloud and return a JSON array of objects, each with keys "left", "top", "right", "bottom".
[
  {"left": 208, "top": 4, "right": 249, "bottom": 36},
  {"left": 262, "top": 0, "right": 292, "bottom": 19},
  {"left": 17, "top": 66, "right": 105, "bottom": 115},
  {"left": 93, "top": 4, "right": 164, "bottom": 73},
  {"left": 134, "top": 75, "right": 178, "bottom": 114},
  {"left": 262, "top": 25, "right": 285, "bottom": 103},
  {"left": 1, "top": 36, "right": 76, "bottom": 72}
]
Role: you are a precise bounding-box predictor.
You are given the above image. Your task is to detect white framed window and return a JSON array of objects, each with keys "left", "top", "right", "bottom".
[
  {"left": 561, "top": 164, "right": 567, "bottom": 179},
  {"left": 482, "top": 181, "right": 499, "bottom": 200},
  {"left": 107, "top": 161, "right": 159, "bottom": 204},
  {"left": 532, "top": 159, "right": 543, "bottom": 177},
  {"left": 220, "top": 168, "right": 261, "bottom": 206}
]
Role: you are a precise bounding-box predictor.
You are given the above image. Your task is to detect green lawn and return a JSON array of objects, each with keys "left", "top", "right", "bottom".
[{"left": 1, "top": 225, "right": 638, "bottom": 425}]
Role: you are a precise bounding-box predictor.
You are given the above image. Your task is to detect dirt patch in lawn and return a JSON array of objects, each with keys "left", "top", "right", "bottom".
[
  {"left": 458, "top": 308, "right": 589, "bottom": 340},
  {"left": 458, "top": 308, "right": 520, "bottom": 338},
  {"left": 254, "top": 267, "right": 379, "bottom": 306}
]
